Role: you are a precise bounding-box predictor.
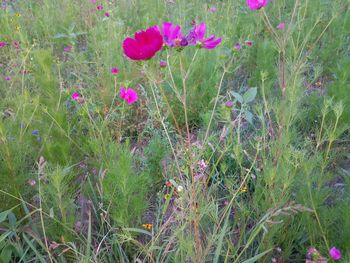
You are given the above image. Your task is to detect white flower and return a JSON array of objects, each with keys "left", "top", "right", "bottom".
[{"left": 177, "top": 185, "right": 184, "bottom": 192}]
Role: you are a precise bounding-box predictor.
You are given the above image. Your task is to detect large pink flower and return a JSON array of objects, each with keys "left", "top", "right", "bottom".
[
  {"left": 247, "top": 0, "right": 268, "bottom": 10},
  {"left": 161, "top": 22, "right": 187, "bottom": 47},
  {"left": 187, "top": 22, "right": 221, "bottom": 49},
  {"left": 123, "top": 26, "right": 163, "bottom": 60},
  {"left": 119, "top": 87, "right": 138, "bottom": 105}
]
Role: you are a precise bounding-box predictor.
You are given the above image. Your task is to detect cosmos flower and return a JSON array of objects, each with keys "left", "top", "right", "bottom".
[
  {"left": 71, "top": 92, "right": 81, "bottom": 101},
  {"left": 329, "top": 247, "right": 342, "bottom": 261},
  {"left": 111, "top": 67, "right": 120, "bottom": 74},
  {"left": 96, "top": 5, "right": 103, "bottom": 10},
  {"left": 246, "top": 40, "right": 253, "bottom": 47},
  {"left": 119, "top": 87, "right": 138, "bottom": 104},
  {"left": 246, "top": 0, "right": 268, "bottom": 10},
  {"left": 122, "top": 26, "right": 163, "bottom": 60},
  {"left": 64, "top": 46, "right": 73, "bottom": 52},
  {"left": 105, "top": 12, "right": 110, "bottom": 17},
  {"left": 233, "top": 43, "right": 241, "bottom": 50},
  {"left": 187, "top": 22, "right": 221, "bottom": 49},
  {"left": 161, "top": 21, "right": 187, "bottom": 47},
  {"left": 0, "top": 42, "right": 7, "bottom": 48},
  {"left": 277, "top": 23, "right": 285, "bottom": 29}
]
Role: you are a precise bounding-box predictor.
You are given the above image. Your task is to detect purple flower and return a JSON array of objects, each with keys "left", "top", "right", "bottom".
[
  {"left": 4, "top": 76, "right": 11, "bottom": 81},
  {"left": 225, "top": 101, "right": 234, "bottom": 108},
  {"left": 329, "top": 247, "right": 342, "bottom": 260},
  {"left": 233, "top": 43, "right": 241, "bottom": 50},
  {"left": 161, "top": 22, "right": 185, "bottom": 47},
  {"left": 97, "top": 5, "right": 103, "bottom": 10},
  {"left": 105, "top": 12, "right": 110, "bottom": 17},
  {"left": 209, "top": 7, "right": 217, "bottom": 12},
  {"left": 187, "top": 22, "right": 221, "bottom": 49},
  {"left": 159, "top": 60, "right": 167, "bottom": 68},
  {"left": 31, "top": 130, "right": 39, "bottom": 136},
  {"left": 64, "top": 46, "right": 73, "bottom": 52},
  {"left": 277, "top": 23, "right": 285, "bottom": 29}
]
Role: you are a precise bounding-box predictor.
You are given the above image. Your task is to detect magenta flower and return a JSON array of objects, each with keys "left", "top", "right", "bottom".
[
  {"left": 122, "top": 26, "right": 163, "bottom": 60},
  {"left": 105, "top": 12, "right": 110, "bottom": 17},
  {"left": 208, "top": 7, "right": 217, "bottom": 12},
  {"left": 71, "top": 92, "right": 81, "bottom": 101},
  {"left": 4, "top": 76, "right": 11, "bottom": 81},
  {"left": 64, "top": 46, "right": 73, "bottom": 52},
  {"left": 225, "top": 101, "right": 234, "bottom": 108},
  {"left": 0, "top": 42, "right": 7, "bottom": 48},
  {"left": 329, "top": 247, "right": 342, "bottom": 260},
  {"left": 12, "top": 40, "right": 20, "bottom": 49},
  {"left": 97, "top": 5, "right": 103, "bottom": 10},
  {"left": 119, "top": 87, "right": 138, "bottom": 105},
  {"left": 187, "top": 22, "right": 221, "bottom": 49},
  {"left": 161, "top": 22, "right": 186, "bottom": 47},
  {"left": 111, "top": 67, "right": 120, "bottom": 74},
  {"left": 277, "top": 23, "right": 285, "bottom": 29},
  {"left": 247, "top": 0, "right": 268, "bottom": 10}
]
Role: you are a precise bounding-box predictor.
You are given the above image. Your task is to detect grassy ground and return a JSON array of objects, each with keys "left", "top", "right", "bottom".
[{"left": 0, "top": 0, "right": 349, "bottom": 262}]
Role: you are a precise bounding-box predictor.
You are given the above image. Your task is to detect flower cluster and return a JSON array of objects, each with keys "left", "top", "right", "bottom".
[{"left": 122, "top": 22, "right": 221, "bottom": 61}]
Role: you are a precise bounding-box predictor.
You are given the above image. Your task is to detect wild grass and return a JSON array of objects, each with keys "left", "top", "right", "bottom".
[{"left": 0, "top": 0, "right": 349, "bottom": 262}]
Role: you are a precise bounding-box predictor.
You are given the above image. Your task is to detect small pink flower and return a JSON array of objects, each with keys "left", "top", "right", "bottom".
[
  {"left": 105, "top": 12, "right": 110, "bottom": 17},
  {"left": 187, "top": 22, "right": 221, "bottom": 49},
  {"left": 119, "top": 87, "right": 138, "bottom": 105},
  {"left": 0, "top": 42, "right": 7, "bottom": 48},
  {"left": 71, "top": 92, "right": 81, "bottom": 101},
  {"left": 209, "top": 7, "right": 217, "bottom": 12},
  {"left": 159, "top": 60, "right": 167, "bottom": 68},
  {"left": 233, "top": 43, "right": 241, "bottom": 50},
  {"left": 197, "top": 159, "right": 207, "bottom": 170},
  {"left": 4, "top": 76, "right": 11, "bottom": 81},
  {"left": 28, "top": 179, "right": 36, "bottom": 187},
  {"left": 64, "top": 46, "right": 73, "bottom": 52},
  {"left": 12, "top": 40, "right": 20, "bottom": 49},
  {"left": 329, "top": 247, "right": 342, "bottom": 260},
  {"left": 90, "top": 0, "right": 96, "bottom": 3},
  {"left": 225, "top": 101, "right": 234, "bottom": 108},
  {"left": 111, "top": 67, "right": 120, "bottom": 74},
  {"left": 277, "top": 23, "right": 285, "bottom": 29},
  {"left": 246, "top": 40, "right": 253, "bottom": 47},
  {"left": 247, "top": 0, "right": 268, "bottom": 10},
  {"left": 97, "top": 5, "right": 103, "bottom": 10}
]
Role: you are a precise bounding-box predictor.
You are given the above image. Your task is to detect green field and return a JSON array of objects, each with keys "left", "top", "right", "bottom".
[{"left": 0, "top": 0, "right": 349, "bottom": 262}]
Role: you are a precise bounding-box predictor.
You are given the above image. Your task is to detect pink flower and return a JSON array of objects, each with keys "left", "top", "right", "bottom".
[
  {"left": 71, "top": 92, "right": 81, "bottom": 101},
  {"left": 233, "top": 43, "right": 241, "bottom": 50},
  {"left": 277, "top": 23, "right": 285, "bottom": 29},
  {"left": 246, "top": 40, "right": 253, "bottom": 47},
  {"left": 119, "top": 87, "right": 138, "bottom": 105},
  {"left": 159, "top": 60, "right": 167, "bottom": 68},
  {"left": 161, "top": 22, "right": 186, "bottom": 47},
  {"left": 187, "top": 22, "right": 221, "bottom": 49},
  {"left": 64, "top": 46, "right": 73, "bottom": 52},
  {"left": 111, "top": 67, "right": 120, "bottom": 74},
  {"left": 0, "top": 42, "right": 7, "bottom": 48},
  {"left": 329, "top": 247, "right": 342, "bottom": 260},
  {"left": 4, "top": 76, "right": 11, "bottom": 81},
  {"left": 122, "top": 26, "right": 163, "bottom": 60},
  {"left": 97, "top": 5, "right": 103, "bottom": 10},
  {"left": 105, "top": 12, "right": 110, "bottom": 17},
  {"left": 246, "top": 0, "right": 268, "bottom": 10},
  {"left": 209, "top": 7, "right": 217, "bottom": 12},
  {"left": 12, "top": 40, "right": 20, "bottom": 49}
]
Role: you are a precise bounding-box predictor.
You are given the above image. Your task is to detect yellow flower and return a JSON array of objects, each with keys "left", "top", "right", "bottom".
[
  {"left": 164, "top": 194, "right": 170, "bottom": 200},
  {"left": 241, "top": 186, "right": 248, "bottom": 193},
  {"left": 15, "top": 26, "right": 21, "bottom": 32},
  {"left": 142, "top": 224, "right": 153, "bottom": 230},
  {"left": 15, "top": 13, "right": 21, "bottom": 17}
]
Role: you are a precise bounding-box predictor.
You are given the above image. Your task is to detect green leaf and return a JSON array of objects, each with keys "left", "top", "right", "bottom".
[
  {"left": 0, "top": 209, "right": 12, "bottom": 224},
  {"left": 244, "top": 111, "right": 254, "bottom": 125},
  {"left": 231, "top": 91, "right": 244, "bottom": 103},
  {"left": 243, "top": 87, "right": 257, "bottom": 103},
  {"left": 241, "top": 248, "right": 273, "bottom": 263},
  {"left": 0, "top": 244, "right": 13, "bottom": 263}
]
